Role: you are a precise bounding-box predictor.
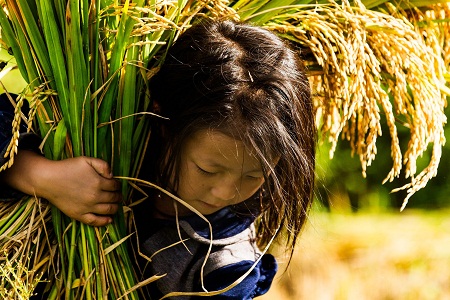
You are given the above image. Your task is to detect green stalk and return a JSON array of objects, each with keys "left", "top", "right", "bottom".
[
  {"left": 0, "top": 7, "right": 28, "bottom": 82},
  {"left": 2, "top": 1, "right": 55, "bottom": 158},
  {"left": 131, "top": 120, "right": 150, "bottom": 177},
  {"left": 87, "top": 227, "right": 102, "bottom": 299},
  {"left": 52, "top": 0, "right": 66, "bottom": 36},
  {"left": 13, "top": 0, "right": 53, "bottom": 78},
  {"left": 97, "top": 0, "right": 136, "bottom": 158},
  {"left": 233, "top": 0, "right": 271, "bottom": 19},
  {"left": 47, "top": 284, "right": 58, "bottom": 300},
  {"left": 80, "top": 225, "right": 93, "bottom": 299},
  {"left": 66, "top": 0, "right": 88, "bottom": 157},
  {"left": 245, "top": 0, "right": 299, "bottom": 24},
  {"left": 0, "top": 201, "right": 29, "bottom": 236},
  {"left": 53, "top": 119, "right": 67, "bottom": 161},
  {"left": 230, "top": 0, "right": 253, "bottom": 11},
  {"left": 66, "top": 221, "right": 77, "bottom": 300},
  {"left": 118, "top": 37, "right": 140, "bottom": 197},
  {"left": 50, "top": 207, "right": 66, "bottom": 297},
  {"left": 81, "top": 0, "right": 94, "bottom": 157},
  {"left": 90, "top": 0, "right": 101, "bottom": 158},
  {"left": 350, "top": 0, "right": 450, "bottom": 10},
  {"left": 37, "top": 0, "right": 71, "bottom": 132},
  {"left": 108, "top": 250, "right": 135, "bottom": 299},
  {"left": 105, "top": 253, "right": 121, "bottom": 297}
]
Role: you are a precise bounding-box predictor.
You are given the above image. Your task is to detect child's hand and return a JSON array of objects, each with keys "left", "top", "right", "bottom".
[
  {"left": 38, "top": 156, "right": 122, "bottom": 226},
  {"left": 0, "top": 151, "right": 122, "bottom": 226}
]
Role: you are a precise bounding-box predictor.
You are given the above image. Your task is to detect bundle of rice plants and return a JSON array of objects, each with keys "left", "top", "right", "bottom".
[
  {"left": 0, "top": 0, "right": 219, "bottom": 298},
  {"left": 0, "top": 0, "right": 245, "bottom": 297}
]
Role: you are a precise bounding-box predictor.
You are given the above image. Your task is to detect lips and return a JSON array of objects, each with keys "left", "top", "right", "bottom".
[{"left": 198, "top": 200, "right": 222, "bottom": 209}]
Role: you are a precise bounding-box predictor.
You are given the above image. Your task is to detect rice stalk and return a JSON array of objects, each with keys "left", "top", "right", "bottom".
[
  {"left": 0, "top": 196, "right": 52, "bottom": 299},
  {"left": 0, "top": 93, "right": 23, "bottom": 171},
  {"left": 241, "top": 0, "right": 448, "bottom": 204},
  {"left": 0, "top": 255, "right": 43, "bottom": 300}
]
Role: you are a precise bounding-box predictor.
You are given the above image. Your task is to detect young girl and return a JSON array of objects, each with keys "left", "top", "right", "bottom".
[
  {"left": 0, "top": 20, "right": 315, "bottom": 299},
  {"left": 132, "top": 20, "right": 316, "bottom": 298}
]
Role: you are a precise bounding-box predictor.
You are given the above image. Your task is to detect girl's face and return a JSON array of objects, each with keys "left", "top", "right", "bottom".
[{"left": 155, "top": 129, "right": 266, "bottom": 216}]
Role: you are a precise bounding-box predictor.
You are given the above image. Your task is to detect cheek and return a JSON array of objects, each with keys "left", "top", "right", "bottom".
[
  {"left": 176, "top": 166, "right": 205, "bottom": 198},
  {"left": 238, "top": 180, "right": 265, "bottom": 202}
]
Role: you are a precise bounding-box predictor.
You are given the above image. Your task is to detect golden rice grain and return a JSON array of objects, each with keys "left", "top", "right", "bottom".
[{"left": 264, "top": 0, "right": 448, "bottom": 203}]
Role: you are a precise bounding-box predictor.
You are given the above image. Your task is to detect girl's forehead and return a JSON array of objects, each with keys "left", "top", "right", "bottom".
[{"left": 184, "top": 129, "right": 262, "bottom": 171}]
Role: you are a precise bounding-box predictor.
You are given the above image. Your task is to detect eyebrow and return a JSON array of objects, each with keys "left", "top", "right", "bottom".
[
  {"left": 196, "top": 158, "right": 263, "bottom": 173},
  {"left": 244, "top": 168, "right": 265, "bottom": 174}
]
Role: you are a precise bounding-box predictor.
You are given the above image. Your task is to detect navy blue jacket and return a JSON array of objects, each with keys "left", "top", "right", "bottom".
[
  {"left": 134, "top": 198, "right": 277, "bottom": 299},
  {"left": 0, "top": 93, "right": 40, "bottom": 200}
]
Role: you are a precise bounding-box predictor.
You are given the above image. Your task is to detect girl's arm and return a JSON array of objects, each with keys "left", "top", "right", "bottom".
[
  {"left": 0, "top": 150, "right": 121, "bottom": 227},
  {"left": 1, "top": 93, "right": 121, "bottom": 227}
]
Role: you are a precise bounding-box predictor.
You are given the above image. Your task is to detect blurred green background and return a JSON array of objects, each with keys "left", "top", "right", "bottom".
[
  {"left": 314, "top": 103, "right": 450, "bottom": 212},
  {"left": 0, "top": 47, "right": 27, "bottom": 93}
]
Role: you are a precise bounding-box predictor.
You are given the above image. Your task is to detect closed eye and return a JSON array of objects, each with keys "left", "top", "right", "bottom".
[
  {"left": 196, "top": 165, "right": 215, "bottom": 176},
  {"left": 246, "top": 174, "right": 264, "bottom": 181}
]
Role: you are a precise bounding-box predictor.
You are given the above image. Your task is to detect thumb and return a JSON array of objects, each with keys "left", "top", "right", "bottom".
[{"left": 86, "top": 157, "right": 113, "bottom": 179}]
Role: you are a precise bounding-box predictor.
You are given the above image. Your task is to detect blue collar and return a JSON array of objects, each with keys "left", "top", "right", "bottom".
[{"left": 182, "top": 205, "right": 259, "bottom": 239}]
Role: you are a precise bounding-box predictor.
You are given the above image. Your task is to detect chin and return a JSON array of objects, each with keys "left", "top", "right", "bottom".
[
  {"left": 194, "top": 203, "right": 224, "bottom": 215},
  {"left": 200, "top": 208, "right": 222, "bottom": 215}
]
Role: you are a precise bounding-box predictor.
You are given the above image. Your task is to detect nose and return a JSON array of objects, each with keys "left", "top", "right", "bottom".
[{"left": 210, "top": 180, "right": 237, "bottom": 202}]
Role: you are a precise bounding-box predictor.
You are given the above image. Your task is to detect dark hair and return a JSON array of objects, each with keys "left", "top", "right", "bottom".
[{"left": 149, "top": 20, "right": 316, "bottom": 257}]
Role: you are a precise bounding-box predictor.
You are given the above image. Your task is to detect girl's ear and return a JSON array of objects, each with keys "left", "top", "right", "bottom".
[
  {"left": 160, "top": 124, "right": 167, "bottom": 139},
  {"left": 152, "top": 100, "right": 167, "bottom": 138},
  {"left": 152, "top": 100, "right": 161, "bottom": 114}
]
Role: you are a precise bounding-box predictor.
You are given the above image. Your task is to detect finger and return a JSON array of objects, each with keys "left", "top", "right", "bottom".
[
  {"left": 81, "top": 213, "right": 113, "bottom": 227},
  {"left": 100, "top": 178, "right": 121, "bottom": 192},
  {"left": 96, "top": 190, "right": 122, "bottom": 204},
  {"left": 92, "top": 203, "right": 120, "bottom": 215},
  {"left": 87, "top": 157, "right": 113, "bottom": 179}
]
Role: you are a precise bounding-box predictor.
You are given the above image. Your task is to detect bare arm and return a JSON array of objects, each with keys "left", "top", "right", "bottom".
[{"left": 0, "top": 150, "right": 121, "bottom": 226}]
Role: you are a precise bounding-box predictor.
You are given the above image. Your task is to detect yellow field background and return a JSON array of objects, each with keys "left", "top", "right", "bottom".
[{"left": 260, "top": 209, "right": 450, "bottom": 300}]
